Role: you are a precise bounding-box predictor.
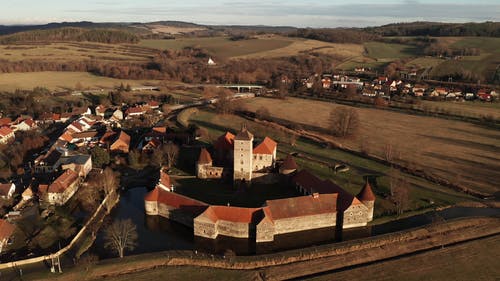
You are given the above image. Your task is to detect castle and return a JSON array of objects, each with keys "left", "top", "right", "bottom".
[{"left": 145, "top": 127, "right": 376, "bottom": 243}]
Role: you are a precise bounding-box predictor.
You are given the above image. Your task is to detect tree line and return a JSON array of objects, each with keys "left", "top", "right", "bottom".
[
  {"left": 365, "top": 21, "right": 500, "bottom": 37},
  {"left": 0, "top": 27, "right": 140, "bottom": 44},
  {"left": 289, "top": 28, "right": 380, "bottom": 44}
]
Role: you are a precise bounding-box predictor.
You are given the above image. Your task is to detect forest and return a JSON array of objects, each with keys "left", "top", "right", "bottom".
[{"left": 365, "top": 21, "right": 500, "bottom": 37}]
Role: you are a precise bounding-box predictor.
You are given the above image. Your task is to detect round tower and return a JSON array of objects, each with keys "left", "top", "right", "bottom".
[
  {"left": 357, "top": 180, "right": 376, "bottom": 222},
  {"left": 196, "top": 148, "right": 213, "bottom": 179},
  {"left": 279, "top": 154, "right": 298, "bottom": 175}
]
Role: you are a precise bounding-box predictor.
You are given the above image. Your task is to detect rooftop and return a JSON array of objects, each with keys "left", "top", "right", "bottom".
[{"left": 253, "top": 137, "right": 277, "bottom": 155}]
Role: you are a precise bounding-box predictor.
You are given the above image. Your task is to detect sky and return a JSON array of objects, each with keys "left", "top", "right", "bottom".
[{"left": 1, "top": 0, "right": 499, "bottom": 27}]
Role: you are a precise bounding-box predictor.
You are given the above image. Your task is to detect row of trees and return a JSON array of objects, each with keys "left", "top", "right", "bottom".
[
  {"left": 290, "top": 28, "right": 380, "bottom": 44},
  {"left": 0, "top": 27, "right": 140, "bottom": 44},
  {"left": 367, "top": 22, "right": 500, "bottom": 37}
]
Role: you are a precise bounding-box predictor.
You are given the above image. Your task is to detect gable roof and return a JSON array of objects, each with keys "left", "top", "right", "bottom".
[
  {"left": 200, "top": 206, "right": 263, "bottom": 223},
  {"left": 0, "top": 118, "right": 12, "bottom": 127},
  {"left": 0, "top": 127, "right": 13, "bottom": 138},
  {"left": 115, "top": 131, "right": 130, "bottom": 146},
  {"left": 144, "top": 187, "right": 207, "bottom": 215},
  {"left": 253, "top": 137, "right": 277, "bottom": 155},
  {"left": 198, "top": 148, "right": 213, "bottom": 164},
  {"left": 264, "top": 193, "right": 337, "bottom": 221},
  {"left": 48, "top": 169, "right": 79, "bottom": 193},
  {"left": 0, "top": 219, "right": 15, "bottom": 241}
]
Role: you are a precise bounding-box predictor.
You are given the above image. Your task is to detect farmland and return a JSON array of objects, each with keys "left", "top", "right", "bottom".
[
  {"left": 0, "top": 42, "right": 157, "bottom": 62},
  {"left": 188, "top": 108, "right": 476, "bottom": 218},
  {"left": 140, "top": 36, "right": 365, "bottom": 60},
  {"left": 0, "top": 71, "right": 161, "bottom": 91},
  {"left": 240, "top": 97, "right": 500, "bottom": 195}
]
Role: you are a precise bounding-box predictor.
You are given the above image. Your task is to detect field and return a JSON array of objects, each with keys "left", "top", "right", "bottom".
[
  {"left": 419, "top": 100, "right": 500, "bottom": 119},
  {"left": 140, "top": 36, "right": 365, "bottom": 60},
  {"left": 0, "top": 42, "right": 157, "bottom": 62},
  {"left": 189, "top": 108, "right": 475, "bottom": 218},
  {"left": 310, "top": 234, "right": 500, "bottom": 281},
  {"left": 0, "top": 71, "right": 161, "bottom": 91},
  {"left": 365, "top": 41, "right": 420, "bottom": 60},
  {"left": 240, "top": 97, "right": 500, "bottom": 195}
]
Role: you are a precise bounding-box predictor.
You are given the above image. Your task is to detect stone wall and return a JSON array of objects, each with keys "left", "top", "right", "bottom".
[
  {"left": 256, "top": 219, "right": 276, "bottom": 242},
  {"left": 194, "top": 219, "right": 217, "bottom": 239},
  {"left": 273, "top": 213, "right": 337, "bottom": 235},
  {"left": 217, "top": 220, "right": 254, "bottom": 239},
  {"left": 197, "top": 164, "right": 224, "bottom": 179}
]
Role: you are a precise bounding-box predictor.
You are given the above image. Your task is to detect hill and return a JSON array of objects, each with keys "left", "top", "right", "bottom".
[{"left": 365, "top": 21, "right": 500, "bottom": 37}]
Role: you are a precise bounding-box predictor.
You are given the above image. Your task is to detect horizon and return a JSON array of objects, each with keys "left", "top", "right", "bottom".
[{"left": 2, "top": 0, "right": 499, "bottom": 28}]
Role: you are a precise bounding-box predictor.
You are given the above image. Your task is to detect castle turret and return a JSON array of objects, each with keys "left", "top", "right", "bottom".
[
  {"left": 233, "top": 126, "right": 254, "bottom": 182},
  {"left": 357, "top": 181, "right": 376, "bottom": 221},
  {"left": 279, "top": 154, "right": 298, "bottom": 175},
  {"left": 196, "top": 148, "right": 213, "bottom": 179}
]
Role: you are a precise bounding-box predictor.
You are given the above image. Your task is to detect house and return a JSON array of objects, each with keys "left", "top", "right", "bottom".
[
  {"left": 0, "top": 219, "right": 15, "bottom": 253},
  {"left": 142, "top": 138, "right": 162, "bottom": 152},
  {"left": 70, "top": 131, "right": 99, "bottom": 145},
  {"left": 0, "top": 182, "right": 16, "bottom": 199},
  {"left": 59, "top": 154, "right": 92, "bottom": 177},
  {"left": 147, "top": 101, "right": 160, "bottom": 109},
  {"left": 125, "top": 106, "right": 147, "bottom": 118},
  {"left": 0, "top": 118, "right": 12, "bottom": 127},
  {"left": 465, "top": 92, "right": 475, "bottom": 100},
  {"left": 144, "top": 127, "right": 166, "bottom": 142},
  {"left": 41, "top": 169, "right": 81, "bottom": 205},
  {"left": 95, "top": 105, "right": 106, "bottom": 117},
  {"left": 321, "top": 77, "right": 332, "bottom": 89},
  {"left": 13, "top": 118, "right": 37, "bottom": 131},
  {"left": 111, "top": 109, "right": 124, "bottom": 121},
  {"left": 109, "top": 131, "right": 131, "bottom": 153},
  {"left": 207, "top": 57, "right": 216, "bottom": 66},
  {"left": 66, "top": 121, "right": 85, "bottom": 133},
  {"left": 34, "top": 149, "right": 63, "bottom": 174},
  {"left": 252, "top": 137, "right": 277, "bottom": 172},
  {"left": 0, "top": 127, "right": 15, "bottom": 144}
]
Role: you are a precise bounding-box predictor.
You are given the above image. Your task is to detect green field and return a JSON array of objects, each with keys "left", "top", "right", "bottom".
[
  {"left": 189, "top": 108, "right": 476, "bottom": 218},
  {"left": 365, "top": 42, "right": 420, "bottom": 60}
]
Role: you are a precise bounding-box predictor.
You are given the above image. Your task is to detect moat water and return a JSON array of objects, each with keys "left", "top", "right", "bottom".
[{"left": 93, "top": 187, "right": 500, "bottom": 257}]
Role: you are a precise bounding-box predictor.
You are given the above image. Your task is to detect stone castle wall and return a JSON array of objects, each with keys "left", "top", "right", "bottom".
[
  {"left": 252, "top": 153, "right": 273, "bottom": 171},
  {"left": 273, "top": 213, "right": 337, "bottom": 235},
  {"left": 197, "top": 163, "right": 224, "bottom": 179},
  {"left": 343, "top": 204, "right": 370, "bottom": 228}
]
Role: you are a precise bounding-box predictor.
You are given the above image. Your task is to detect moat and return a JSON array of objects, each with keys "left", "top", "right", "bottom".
[{"left": 92, "top": 187, "right": 500, "bottom": 257}]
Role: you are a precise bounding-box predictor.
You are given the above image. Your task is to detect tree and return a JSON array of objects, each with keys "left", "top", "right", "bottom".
[
  {"left": 389, "top": 168, "right": 410, "bottom": 215},
  {"left": 162, "top": 143, "right": 179, "bottom": 168},
  {"left": 128, "top": 150, "right": 140, "bottom": 168},
  {"left": 214, "top": 88, "right": 234, "bottom": 115},
  {"left": 90, "top": 146, "right": 110, "bottom": 168},
  {"left": 103, "top": 219, "right": 138, "bottom": 258},
  {"left": 329, "top": 107, "right": 360, "bottom": 138}
]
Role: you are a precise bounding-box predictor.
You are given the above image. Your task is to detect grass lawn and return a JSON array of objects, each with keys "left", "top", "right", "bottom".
[
  {"left": 364, "top": 42, "right": 420, "bottom": 60},
  {"left": 309, "top": 234, "right": 500, "bottom": 281},
  {"left": 189, "top": 108, "right": 476, "bottom": 218},
  {"left": 0, "top": 71, "right": 160, "bottom": 91},
  {"left": 240, "top": 97, "right": 500, "bottom": 196}
]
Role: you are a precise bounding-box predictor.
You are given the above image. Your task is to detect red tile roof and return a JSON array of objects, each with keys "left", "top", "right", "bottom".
[
  {"left": 201, "top": 206, "right": 262, "bottom": 223},
  {"left": 214, "top": 132, "right": 235, "bottom": 151},
  {"left": 145, "top": 188, "right": 207, "bottom": 215},
  {"left": 0, "top": 127, "right": 13, "bottom": 137},
  {"left": 59, "top": 132, "right": 74, "bottom": 142},
  {"left": 0, "top": 118, "right": 12, "bottom": 126},
  {"left": 152, "top": 126, "right": 166, "bottom": 134},
  {"left": 0, "top": 219, "right": 15, "bottom": 241},
  {"left": 48, "top": 169, "right": 79, "bottom": 193},
  {"left": 253, "top": 137, "right": 277, "bottom": 155},
  {"left": 198, "top": 148, "right": 213, "bottom": 164},
  {"left": 357, "top": 181, "right": 376, "bottom": 201},
  {"left": 264, "top": 194, "right": 337, "bottom": 221}
]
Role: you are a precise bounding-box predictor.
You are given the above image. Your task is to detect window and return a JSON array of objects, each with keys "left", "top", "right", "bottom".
[
  {"left": 241, "top": 161, "right": 244, "bottom": 165},
  {"left": 259, "top": 156, "right": 263, "bottom": 160}
]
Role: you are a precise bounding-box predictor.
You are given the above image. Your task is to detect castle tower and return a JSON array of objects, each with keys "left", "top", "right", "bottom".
[
  {"left": 196, "top": 148, "right": 213, "bottom": 179},
  {"left": 279, "top": 154, "right": 298, "bottom": 175},
  {"left": 357, "top": 180, "right": 376, "bottom": 221},
  {"left": 233, "top": 125, "right": 254, "bottom": 182}
]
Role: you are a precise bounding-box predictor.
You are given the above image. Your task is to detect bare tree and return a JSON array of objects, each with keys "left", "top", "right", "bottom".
[
  {"left": 103, "top": 219, "right": 138, "bottom": 258},
  {"left": 162, "top": 143, "right": 179, "bottom": 168},
  {"left": 329, "top": 107, "right": 360, "bottom": 138},
  {"left": 214, "top": 88, "right": 234, "bottom": 115},
  {"left": 389, "top": 168, "right": 410, "bottom": 215},
  {"left": 91, "top": 167, "right": 120, "bottom": 211}
]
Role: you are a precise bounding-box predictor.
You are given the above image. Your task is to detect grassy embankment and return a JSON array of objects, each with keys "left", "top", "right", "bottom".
[
  {"left": 188, "top": 107, "right": 477, "bottom": 218},
  {"left": 240, "top": 97, "right": 500, "bottom": 196}
]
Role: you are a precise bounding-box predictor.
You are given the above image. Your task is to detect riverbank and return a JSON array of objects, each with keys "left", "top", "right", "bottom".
[{"left": 19, "top": 216, "right": 500, "bottom": 280}]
